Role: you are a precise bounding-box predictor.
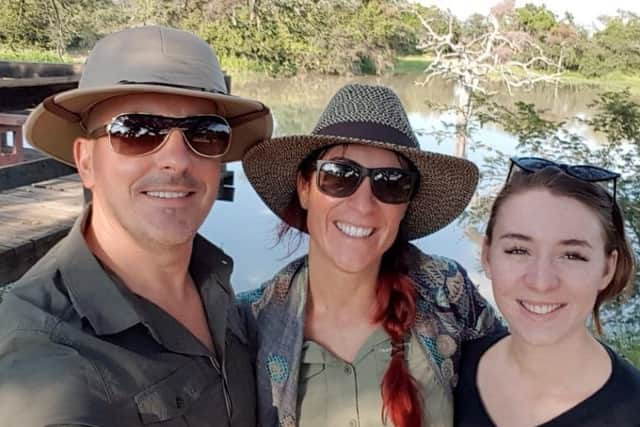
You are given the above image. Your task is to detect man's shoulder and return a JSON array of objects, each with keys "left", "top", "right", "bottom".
[
  {"left": 0, "top": 248, "right": 76, "bottom": 339},
  {"left": 0, "top": 327, "right": 111, "bottom": 427}
]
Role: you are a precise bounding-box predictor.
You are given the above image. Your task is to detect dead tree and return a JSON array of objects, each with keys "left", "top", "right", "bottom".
[{"left": 414, "top": 2, "right": 562, "bottom": 157}]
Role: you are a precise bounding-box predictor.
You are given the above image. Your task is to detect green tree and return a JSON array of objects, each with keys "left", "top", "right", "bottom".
[
  {"left": 579, "top": 12, "right": 640, "bottom": 77},
  {"left": 515, "top": 3, "right": 558, "bottom": 39}
]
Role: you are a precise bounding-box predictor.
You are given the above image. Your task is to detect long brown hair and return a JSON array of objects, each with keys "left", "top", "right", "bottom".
[
  {"left": 279, "top": 146, "right": 424, "bottom": 427},
  {"left": 485, "top": 167, "right": 637, "bottom": 334}
]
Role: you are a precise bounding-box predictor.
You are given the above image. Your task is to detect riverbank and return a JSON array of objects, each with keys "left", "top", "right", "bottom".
[
  {"left": 393, "top": 55, "right": 640, "bottom": 94},
  {"left": 4, "top": 47, "right": 640, "bottom": 94}
]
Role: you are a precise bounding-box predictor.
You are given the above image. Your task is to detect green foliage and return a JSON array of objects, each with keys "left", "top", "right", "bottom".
[
  {"left": 588, "top": 89, "right": 640, "bottom": 144},
  {"left": 0, "top": 0, "right": 120, "bottom": 56},
  {"left": 579, "top": 12, "right": 640, "bottom": 77},
  {"left": 515, "top": 3, "right": 558, "bottom": 38},
  {"left": 2, "top": 0, "right": 640, "bottom": 80},
  {"left": 0, "top": 0, "right": 421, "bottom": 76}
]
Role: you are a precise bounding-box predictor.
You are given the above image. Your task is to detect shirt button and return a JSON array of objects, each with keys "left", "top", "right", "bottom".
[
  {"left": 344, "top": 365, "right": 352, "bottom": 375},
  {"left": 176, "top": 396, "right": 185, "bottom": 409},
  {"left": 349, "top": 419, "right": 358, "bottom": 427}
]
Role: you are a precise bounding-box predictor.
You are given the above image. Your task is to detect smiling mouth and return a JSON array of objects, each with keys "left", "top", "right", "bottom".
[
  {"left": 335, "top": 221, "right": 374, "bottom": 238},
  {"left": 518, "top": 300, "right": 566, "bottom": 315},
  {"left": 143, "top": 191, "right": 193, "bottom": 199}
]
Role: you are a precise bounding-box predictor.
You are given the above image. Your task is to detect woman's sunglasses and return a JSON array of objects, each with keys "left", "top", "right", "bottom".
[
  {"left": 509, "top": 156, "right": 620, "bottom": 200},
  {"left": 87, "top": 113, "right": 232, "bottom": 158},
  {"left": 313, "top": 159, "right": 418, "bottom": 204}
]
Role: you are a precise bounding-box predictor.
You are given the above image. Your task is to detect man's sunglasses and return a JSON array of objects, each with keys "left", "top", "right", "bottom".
[
  {"left": 313, "top": 159, "right": 418, "bottom": 204},
  {"left": 87, "top": 113, "right": 232, "bottom": 158},
  {"left": 509, "top": 156, "right": 620, "bottom": 200}
]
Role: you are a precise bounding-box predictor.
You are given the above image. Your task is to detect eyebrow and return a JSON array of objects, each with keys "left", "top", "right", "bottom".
[
  {"left": 498, "top": 233, "right": 593, "bottom": 248},
  {"left": 498, "top": 233, "right": 531, "bottom": 241},
  {"left": 559, "top": 239, "right": 593, "bottom": 248}
]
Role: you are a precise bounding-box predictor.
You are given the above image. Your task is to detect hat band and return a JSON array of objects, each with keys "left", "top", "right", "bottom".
[
  {"left": 315, "top": 122, "right": 417, "bottom": 149},
  {"left": 117, "top": 80, "right": 226, "bottom": 95}
]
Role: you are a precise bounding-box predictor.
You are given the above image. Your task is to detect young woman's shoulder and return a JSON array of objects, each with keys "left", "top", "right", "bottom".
[
  {"left": 581, "top": 346, "right": 640, "bottom": 426},
  {"left": 609, "top": 347, "right": 640, "bottom": 394}
]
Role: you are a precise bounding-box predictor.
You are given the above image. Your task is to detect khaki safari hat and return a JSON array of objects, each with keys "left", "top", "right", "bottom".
[
  {"left": 24, "top": 25, "right": 273, "bottom": 165},
  {"left": 243, "top": 83, "right": 479, "bottom": 240}
]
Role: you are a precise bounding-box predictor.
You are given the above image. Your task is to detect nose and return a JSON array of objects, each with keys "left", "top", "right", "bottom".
[
  {"left": 347, "top": 177, "right": 377, "bottom": 213},
  {"left": 523, "top": 255, "right": 561, "bottom": 293},
  {"left": 154, "top": 129, "right": 193, "bottom": 172}
]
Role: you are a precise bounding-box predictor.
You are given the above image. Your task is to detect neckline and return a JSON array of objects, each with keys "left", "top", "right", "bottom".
[{"left": 472, "top": 333, "right": 617, "bottom": 426}]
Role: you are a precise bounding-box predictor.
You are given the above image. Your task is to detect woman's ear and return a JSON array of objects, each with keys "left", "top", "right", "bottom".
[
  {"left": 296, "top": 172, "right": 310, "bottom": 210},
  {"left": 599, "top": 249, "right": 619, "bottom": 291},
  {"left": 481, "top": 237, "right": 493, "bottom": 280},
  {"left": 74, "top": 137, "right": 95, "bottom": 189}
]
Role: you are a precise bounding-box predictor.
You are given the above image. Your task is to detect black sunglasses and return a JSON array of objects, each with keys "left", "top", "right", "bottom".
[
  {"left": 88, "top": 113, "right": 232, "bottom": 158},
  {"left": 509, "top": 156, "right": 620, "bottom": 200},
  {"left": 313, "top": 159, "right": 418, "bottom": 204}
]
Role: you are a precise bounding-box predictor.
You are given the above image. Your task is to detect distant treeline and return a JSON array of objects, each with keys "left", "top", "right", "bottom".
[{"left": 0, "top": 0, "right": 639, "bottom": 77}]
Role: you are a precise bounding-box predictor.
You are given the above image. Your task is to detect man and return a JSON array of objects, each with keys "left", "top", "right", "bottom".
[{"left": 0, "top": 26, "right": 272, "bottom": 426}]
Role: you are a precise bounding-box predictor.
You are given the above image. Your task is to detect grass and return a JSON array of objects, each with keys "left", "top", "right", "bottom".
[
  {"left": 0, "top": 47, "right": 79, "bottom": 64},
  {"left": 560, "top": 70, "right": 640, "bottom": 93},
  {"left": 393, "top": 55, "right": 430, "bottom": 74}
]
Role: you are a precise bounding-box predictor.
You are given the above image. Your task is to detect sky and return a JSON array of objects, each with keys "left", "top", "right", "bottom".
[{"left": 416, "top": 0, "right": 640, "bottom": 30}]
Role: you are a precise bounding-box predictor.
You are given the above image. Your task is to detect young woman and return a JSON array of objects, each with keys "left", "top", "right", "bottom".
[
  {"left": 454, "top": 157, "right": 640, "bottom": 427},
  {"left": 239, "top": 83, "right": 503, "bottom": 427}
]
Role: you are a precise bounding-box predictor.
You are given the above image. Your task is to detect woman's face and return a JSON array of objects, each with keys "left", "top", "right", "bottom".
[
  {"left": 482, "top": 189, "right": 618, "bottom": 346},
  {"left": 297, "top": 144, "right": 409, "bottom": 277}
]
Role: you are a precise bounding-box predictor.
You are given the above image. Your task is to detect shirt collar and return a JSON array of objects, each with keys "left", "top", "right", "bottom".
[
  {"left": 56, "top": 207, "right": 234, "bottom": 339},
  {"left": 56, "top": 207, "right": 140, "bottom": 335}
]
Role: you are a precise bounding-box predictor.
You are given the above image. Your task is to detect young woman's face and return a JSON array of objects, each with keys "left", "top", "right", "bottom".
[
  {"left": 297, "top": 144, "right": 409, "bottom": 276},
  {"left": 482, "top": 189, "right": 618, "bottom": 346}
]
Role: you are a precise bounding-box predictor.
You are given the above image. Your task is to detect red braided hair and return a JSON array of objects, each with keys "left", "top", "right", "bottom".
[{"left": 374, "top": 271, "right": 423, "bottom": 427}]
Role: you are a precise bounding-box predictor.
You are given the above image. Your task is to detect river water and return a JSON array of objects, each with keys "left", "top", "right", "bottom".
[{"left": 198, "top": 74, "right": 637, "bottom": 334}]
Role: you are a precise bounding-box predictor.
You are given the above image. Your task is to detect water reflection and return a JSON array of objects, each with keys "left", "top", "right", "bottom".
[{"left": 201, "top": 75, "right": 631, "bottom": 308}]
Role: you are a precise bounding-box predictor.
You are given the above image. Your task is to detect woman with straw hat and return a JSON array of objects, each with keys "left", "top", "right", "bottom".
[{"left": 239, "top": 83, "right": 504, "bottom": 427}]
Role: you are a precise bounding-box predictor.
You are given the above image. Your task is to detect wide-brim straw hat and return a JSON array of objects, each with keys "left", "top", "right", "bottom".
[
  {"left": 24, "top": 25, "right": 273, "bottom": 166},
  {"left": 243, "top": 83, "right": 479, "bottom": 240}
]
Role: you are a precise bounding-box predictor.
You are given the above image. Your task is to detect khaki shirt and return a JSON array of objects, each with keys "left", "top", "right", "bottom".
[
  {"left": 0, "top": 210, "right": 256, "bottom": 427},
  {"left": 297, "top": 328, "right": 452, "bottom": 427}
]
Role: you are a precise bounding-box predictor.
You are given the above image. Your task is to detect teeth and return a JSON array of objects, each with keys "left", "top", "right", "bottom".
[
  {"left": 336, "top": 222, "right": 374, "bottom": 238},
  {"left": 146, "top": 191, "right": 189, "bottom": 199},
  {"left": 520, "top": 301, "right": 563, "bottom": 315}
]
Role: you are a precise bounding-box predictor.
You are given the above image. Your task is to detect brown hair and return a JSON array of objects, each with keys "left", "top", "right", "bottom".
[
  {"left": 279, "top": 146, "right": 424, "bottom": 427},
  {"left": 485, "top": 167, "right": 637, "bottom": 334}
]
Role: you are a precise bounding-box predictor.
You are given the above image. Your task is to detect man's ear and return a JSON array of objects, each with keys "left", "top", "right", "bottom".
[
  {"left": 296, "top": 172, "right": 310, "bottom": 210},
  {"left": 481, "top": 237, "right": 493, "bottom": 280},
  {"left": 74, "top": 137, "right": 95, "bottom": 189}
]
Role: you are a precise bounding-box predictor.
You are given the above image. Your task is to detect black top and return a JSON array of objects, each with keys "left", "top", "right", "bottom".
[{"left": 454, "top": 331, "right": 640, "bottom": 427}]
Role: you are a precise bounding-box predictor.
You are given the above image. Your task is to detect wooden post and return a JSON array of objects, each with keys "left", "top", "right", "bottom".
[{"left": 0, "top": 113, "right": 26, "bottom": 166}]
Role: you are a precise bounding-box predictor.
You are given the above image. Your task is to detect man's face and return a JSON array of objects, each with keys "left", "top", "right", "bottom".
[{"left": 75, "top": 93, "right": 222, "bottom": 248}]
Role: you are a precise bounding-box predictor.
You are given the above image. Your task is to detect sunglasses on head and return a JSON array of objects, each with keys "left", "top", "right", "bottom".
[
  {"left": 87, "top": 113, "right": 232, "bottom": 158},
  {"left": 313, "top": 159, "right": 418, "bottom": 204},
  {"left": 508, "top": 156, "right": 620, "bottom": 200}
]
